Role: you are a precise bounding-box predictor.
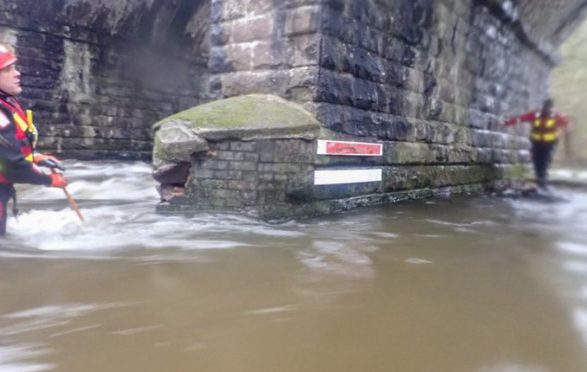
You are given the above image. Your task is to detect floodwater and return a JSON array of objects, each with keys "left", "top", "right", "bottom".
[{"left": 1, "top": 162, "right": 587, "bottom": 372}]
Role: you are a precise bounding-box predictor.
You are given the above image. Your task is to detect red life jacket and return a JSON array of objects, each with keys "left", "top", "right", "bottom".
[{"left": 0, "top": 96, "right": 36, "bottom": 183}]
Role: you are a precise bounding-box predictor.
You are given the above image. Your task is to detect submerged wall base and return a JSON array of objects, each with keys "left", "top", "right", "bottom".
[
  {"left": 155, "top": 136, "right": 513, "bottom": 221},
  {"left": 157, "top": 177, "right": 496, "bottom": 222}
]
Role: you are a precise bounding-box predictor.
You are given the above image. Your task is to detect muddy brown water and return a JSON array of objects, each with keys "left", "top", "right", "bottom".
[{"left": 1, "top": 162, "right": 587, "bottom": 372}]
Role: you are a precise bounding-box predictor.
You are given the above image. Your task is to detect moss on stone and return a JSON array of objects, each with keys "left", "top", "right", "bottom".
[
  {"left": 153, "top": 95, "right": 321, "bottom": 140},
  {"left": 386, "top": 142, "right": 433, "bottom": 164},
  {"left": 504, "top": 164, "right": 531, "bottom": 179}
]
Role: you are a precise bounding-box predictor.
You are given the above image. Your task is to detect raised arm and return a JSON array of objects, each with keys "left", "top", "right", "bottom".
[
  {"left": 555, "top": 113, "right": 570, "bottom": 127},
  {"left": 504, "top": 111, "right": 537, "bottom": 126}
]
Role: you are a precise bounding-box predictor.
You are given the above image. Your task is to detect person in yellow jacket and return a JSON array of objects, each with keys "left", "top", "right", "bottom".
[
  {"left": 503, "top": 98, "right": 570, "bottom": 190},
  {"left": 0, "top": 43, "right": 67, "bottom": 236}
]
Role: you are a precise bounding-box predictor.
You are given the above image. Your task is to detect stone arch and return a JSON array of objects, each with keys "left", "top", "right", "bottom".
[{"left": 0, "top": 0, "right": 211, "bottom": 159}]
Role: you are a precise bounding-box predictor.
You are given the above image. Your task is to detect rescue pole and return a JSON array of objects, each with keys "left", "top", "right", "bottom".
[
  {"left": 52, "top": 169, "right": 85, "bottom": 222},
  {"left": 27, "top": 110, "right": 84, "bottom": 222},
  {"left": 563, "top": 126, "right": 573, "bottom": 162}
]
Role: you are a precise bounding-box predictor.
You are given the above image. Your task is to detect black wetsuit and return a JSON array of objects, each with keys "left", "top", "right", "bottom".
[
  {"left": 0, "top": 94, "right": 51, "bottom": 235},
  {"left": 531, "top": 141, "right": 556, "bottom": 189}
]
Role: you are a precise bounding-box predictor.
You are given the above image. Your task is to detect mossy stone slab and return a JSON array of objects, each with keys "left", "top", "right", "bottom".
[{"left": 154, "top": 94, "right": 321, "bottom": 141}]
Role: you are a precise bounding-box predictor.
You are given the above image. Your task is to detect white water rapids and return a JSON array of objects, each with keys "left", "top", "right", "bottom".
[{"left": 2, "top": 161, "right": 297, "bottom": 254}]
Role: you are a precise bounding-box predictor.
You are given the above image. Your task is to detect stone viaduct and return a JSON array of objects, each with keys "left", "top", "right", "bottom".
[{"left": 1, "top": 0, "right": 586, "bottom": 218}]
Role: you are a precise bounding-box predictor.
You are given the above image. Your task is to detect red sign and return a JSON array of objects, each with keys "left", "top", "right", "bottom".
[{"left": 317, "top": 140, "right": 382, "bottom": 156}]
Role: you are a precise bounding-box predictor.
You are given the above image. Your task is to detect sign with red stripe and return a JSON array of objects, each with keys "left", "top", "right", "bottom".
[{"left": 317, "top": 140, "right": 382, "bottom": 156}]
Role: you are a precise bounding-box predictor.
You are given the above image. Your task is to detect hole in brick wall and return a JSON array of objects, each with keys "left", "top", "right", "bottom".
[{"left": 152, "top": 162, "right": 191, "bottom": 201}]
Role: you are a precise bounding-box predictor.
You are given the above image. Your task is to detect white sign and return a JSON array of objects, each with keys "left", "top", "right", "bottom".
[{"left": 314, "top": 169, "right": 383, "bottom": 185}]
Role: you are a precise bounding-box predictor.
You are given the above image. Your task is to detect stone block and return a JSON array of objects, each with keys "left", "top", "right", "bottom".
[
  {"left": 241, "top": 190, "right": 258, "bottom": 202},
  {"left": 259, "top": 173, "right": 274, "bottom": 181},
  {"left": 219, "top": 70, "right": 290, "bottom": 97},
  {"left": 228, "top": 161, "right": 257, "bottom": 171},
  {"left": 192, "top": 168, "right": 215, "bottom": 179},
  {"left": 289, "top": 34, "right": 321, "bottom": 67},
  {"left": 318, "top": 35, "right": 338, "bottom": 71},
  {"left": 211, "top": 142, "right": 230, "bottom": 150},
  {"left": 212, "top": 0, "right": 273, "bottom": 22},
  {"left": 284, "top": 5, "right": 321, "bottom": 36},
  {"left": 197, "top": 179, "right": 230, "bottom": 189},
  {"left": 258, "top": 163, "right": 302, "bottom": 173},
  {"left": 153, "top": 120, "right": 209, "bottom": 165},
  {"left": 320, "top": 6, "right": 345, "bottom": 39},
  {"left": 251, "top": 41, "right": 288, "bottom": 70},
  {"left": 210, "top": 23, "right": 229, "bottom": 46},
  {"left": 351, "top": 78, "right": 379, "bottom": 111},
  {"left": 315, "top": 69, "right": 353, "bottom": 106},
  {"left": 227, "top": 180, "right": 257, "bottom": 190},
  {"left": 230, "top": 141, "right": 257, "bottom": 152},
  {"left": 384, "top": 142, "right": 435, "bottom": 164},
  {"left": 215, "top": 151, "right": 246, "bottom": 161},
  {"left": 229, "top": 14, "right": 275, "bottom": 43},
  {"left": 199, "top": 159, "right": 229, "bottom": 170},
  {"left": 209, "top": 45, "right": 251, "bottom": 73}
]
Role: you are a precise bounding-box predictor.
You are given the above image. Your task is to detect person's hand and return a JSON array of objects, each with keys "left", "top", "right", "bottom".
[
  {"left": 564, "top": 121, "right": 574, "bottom": 133},
  {"left": 49, "top": 172, "right": 68, "bottom": 188},
  {"left": 34, "top": 153, "right": 65, "bottom": 171},
  {"left": 34, "top": 153, "right": 59, "bottom": 164}
]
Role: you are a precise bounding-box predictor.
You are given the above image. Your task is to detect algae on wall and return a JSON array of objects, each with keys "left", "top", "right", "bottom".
[{"left": 552, "top": 19, "right": 587, "bottom": 165}]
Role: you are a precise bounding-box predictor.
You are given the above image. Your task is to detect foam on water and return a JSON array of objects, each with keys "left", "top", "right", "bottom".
[{"left": 2, "top": 161, "right": 309, "bottom": 254}]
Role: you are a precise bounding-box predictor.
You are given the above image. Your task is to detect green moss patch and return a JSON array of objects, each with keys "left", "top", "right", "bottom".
[{"left": 154, "top": 95, "right": 321, "bottom": 140}]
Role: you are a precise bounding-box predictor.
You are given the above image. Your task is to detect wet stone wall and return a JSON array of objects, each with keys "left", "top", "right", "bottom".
[
  {"left": 164, "top": 140, "right": 315, "bottom": 218},
  {"left": 0, "top": 0, "right": 210, "bottom": 159},
  {"left": 210, "top": 0, "right": 556, "bottom": 167},
  {"left": 208, "top": 0, "right": 322, "bottom": 101},
  {"left": 0, "top": 0, "right": 579, "bottom": 163},
  {"left": 152, "top": 0, "right": 587, "bottom": 219},
  {"left": 157, "top": 136, "right": 499, "bottom": 220},
  {"left": 195, "top": 0, "right": 563, "bottom": 218}
]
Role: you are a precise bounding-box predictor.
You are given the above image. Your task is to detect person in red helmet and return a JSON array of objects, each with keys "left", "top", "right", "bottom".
[
  {"left": 503, "top": 98, "right": 570, "bottom": 190},
  {"left": 0, "top": 43, "right": 67, "bottom": 236}
]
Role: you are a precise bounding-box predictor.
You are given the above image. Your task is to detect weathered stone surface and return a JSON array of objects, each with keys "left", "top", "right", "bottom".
[
  {"left": 154, "top": 94, "right": 321, "bottom": 141},
  {"left": 0, "top": 0, "right": 583, "bottom": 162},
  {"left": 153, "top": 120, "right": 208, "bottom": 165},
  {"left": 0, "top": 0, "right": 211, "bottom": 159}
]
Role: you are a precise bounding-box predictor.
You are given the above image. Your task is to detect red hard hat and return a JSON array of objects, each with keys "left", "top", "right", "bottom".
[{"left": 0, "top": 45, "right": 17, "bottom": 70}]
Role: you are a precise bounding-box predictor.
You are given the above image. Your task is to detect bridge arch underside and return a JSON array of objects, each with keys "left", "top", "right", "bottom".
[
  {"left": 517, "top": 0, "right": 587, "bottom": 47},
  {"left": 0, "top": 0, "right": 211, "bottom": 159}
]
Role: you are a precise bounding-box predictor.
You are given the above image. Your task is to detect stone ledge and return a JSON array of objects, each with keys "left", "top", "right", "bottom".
[
  {"left": 153, "top": 94, "right": 320, "bottom": 139},
  {"left": 153, "top": 94, "right": 322, "bottom": 165}
]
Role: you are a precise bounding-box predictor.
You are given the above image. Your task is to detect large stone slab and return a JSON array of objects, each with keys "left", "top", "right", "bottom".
[
  {"left": 153, "top": 94, "right": 321, "bottom": 165},
  {"left": 154, "top": 94, "right": 321, "bottom": 140}
]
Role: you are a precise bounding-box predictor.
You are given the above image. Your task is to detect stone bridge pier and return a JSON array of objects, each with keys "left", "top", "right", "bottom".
[{"left": 154, "top": 0, "right": 587, "bottom": 219}]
